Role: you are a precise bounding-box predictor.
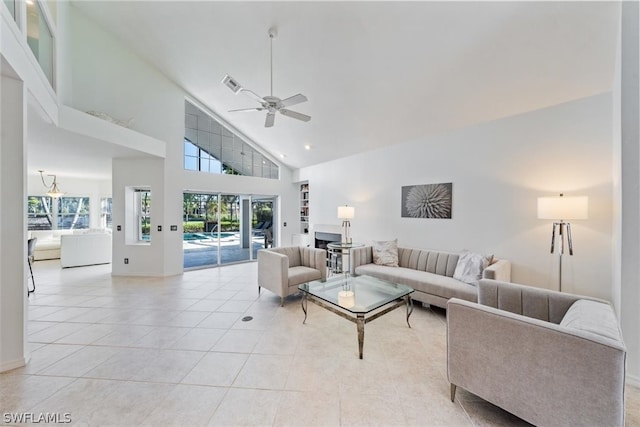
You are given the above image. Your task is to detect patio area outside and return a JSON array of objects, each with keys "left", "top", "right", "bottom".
[{"left": 183, "top": 232, "right": 269, "bottom": 268}]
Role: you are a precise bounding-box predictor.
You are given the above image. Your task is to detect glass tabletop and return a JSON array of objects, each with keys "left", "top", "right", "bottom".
[
  {"left": 326, "top": 242, "right": 364, "bottom": 250},
  {"left": 298, "top": 274, "right": 413, "bottom": 314}
]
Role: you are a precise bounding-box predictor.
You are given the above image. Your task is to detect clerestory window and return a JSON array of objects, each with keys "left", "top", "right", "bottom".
[{"left": 184, "top": 100, "right": 279, "bottom": 179}]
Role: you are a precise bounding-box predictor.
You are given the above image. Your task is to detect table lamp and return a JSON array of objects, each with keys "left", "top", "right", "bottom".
[{"left": 338, "top": 205, "right": 355, "bottom": 244}]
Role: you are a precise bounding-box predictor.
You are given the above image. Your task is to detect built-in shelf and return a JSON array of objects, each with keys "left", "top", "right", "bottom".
[{"left": 300, "top": 182, "right": 309, "bottom": 234}]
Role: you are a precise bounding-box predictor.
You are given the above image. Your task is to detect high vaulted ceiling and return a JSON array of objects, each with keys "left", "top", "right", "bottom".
[{"left": 71, "top": 1, "right": 620, "bottom": 170}]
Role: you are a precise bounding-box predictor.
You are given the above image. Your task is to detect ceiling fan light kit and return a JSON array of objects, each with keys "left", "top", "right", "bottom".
[{"left": 222, "top": 27, "right": 311, "bottom": 128}]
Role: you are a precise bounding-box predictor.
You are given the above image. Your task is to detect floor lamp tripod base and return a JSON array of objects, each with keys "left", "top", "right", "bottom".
[{"left": 550, "top": 221, "right": 573, "bottom": 292}]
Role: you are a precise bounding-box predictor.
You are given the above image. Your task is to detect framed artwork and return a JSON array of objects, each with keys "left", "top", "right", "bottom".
[{"left": 401, "top": 183, "right": 452, "bottom": 219}]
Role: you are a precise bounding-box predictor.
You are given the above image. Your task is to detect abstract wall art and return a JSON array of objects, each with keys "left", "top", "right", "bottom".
[{"left": 401, "top": 183, "right": 452, "bottom": 219}]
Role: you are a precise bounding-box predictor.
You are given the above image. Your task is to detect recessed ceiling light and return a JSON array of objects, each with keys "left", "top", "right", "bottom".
[
  {"left": 279, "top": 154, "right": 286, "bottom": 159},
  {"left": 304, "top": 144, "right": 312, "bottom": 150}
]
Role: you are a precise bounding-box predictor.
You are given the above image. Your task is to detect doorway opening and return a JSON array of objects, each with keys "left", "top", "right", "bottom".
[{"left": 182, "top": 192, "right": 276, "bottom": 269}]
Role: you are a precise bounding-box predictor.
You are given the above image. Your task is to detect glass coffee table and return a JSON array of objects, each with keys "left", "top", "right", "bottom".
[{"left": 298, "top": 274, "right": 414, "bottom": 359}]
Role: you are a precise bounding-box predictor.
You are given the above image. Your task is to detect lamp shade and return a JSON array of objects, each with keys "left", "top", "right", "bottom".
[
  {"left": 537, "top": 195, "right": 588, "bottom": 220},
  {"left": 337, "top": 205, "right": 355, "bottom": 219}
]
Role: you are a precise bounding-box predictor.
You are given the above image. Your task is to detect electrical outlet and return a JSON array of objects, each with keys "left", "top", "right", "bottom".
[
  {"left": 124, "top": 258, "right": 129, "bottom": 264},
  {"left": 157, "top": 225, "right": 162, "bottom": 232}
]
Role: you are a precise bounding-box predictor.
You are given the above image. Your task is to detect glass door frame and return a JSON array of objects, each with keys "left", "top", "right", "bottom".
[{"left": 183, "top": 191, "right": 278, "bottom": 270}]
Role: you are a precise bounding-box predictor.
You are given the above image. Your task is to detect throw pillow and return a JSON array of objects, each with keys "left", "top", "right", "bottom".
[
  {"left": 453, "top": 250, "right": 493, "bottom": 286},
  {"left": 372, "top": 239, "right": 399, "bottom": 267}
]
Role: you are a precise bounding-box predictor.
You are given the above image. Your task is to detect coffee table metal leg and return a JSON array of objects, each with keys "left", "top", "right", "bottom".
[
  {"left": 301, "top": 293, "right": 308, "bottom": 324},
  {"left": 356, "top": 314, "right": 365, "bottom": 359},
  {"left": 405, "top": 296, "right": 414, "bottom": 328}
]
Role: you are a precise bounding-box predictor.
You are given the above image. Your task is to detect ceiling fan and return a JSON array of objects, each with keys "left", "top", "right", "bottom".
[{"left": 222, "top": 27, "right": 311, "bottom": 128}]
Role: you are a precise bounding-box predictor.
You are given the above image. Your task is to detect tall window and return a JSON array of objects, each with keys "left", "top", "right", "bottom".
[
  {"left": 58, "top": 197, "right": 89, "bottom": 229},
  {"left": 26, "top": 0, "right": 54, "bottom": 87},
  {"left": 184, "top": 100, "right": 279, "bottom": 179},
  {"left": 135, "top": 190, "right": 151, "bottom": 241},
  {"left": 101, "top": 197, "right": 113, "bottom": 230},
  {"left": 27, "top": 196, "right": 53, "bottom": 230}
]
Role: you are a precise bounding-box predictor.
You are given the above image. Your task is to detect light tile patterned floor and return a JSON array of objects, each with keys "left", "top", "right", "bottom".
[{"left": 2, "top": 260, "right": 639, "bottom": 426}]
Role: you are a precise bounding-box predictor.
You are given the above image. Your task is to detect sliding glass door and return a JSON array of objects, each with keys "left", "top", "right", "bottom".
[{"left": 183, "top": 192, "right": 276, "bottom": 269}]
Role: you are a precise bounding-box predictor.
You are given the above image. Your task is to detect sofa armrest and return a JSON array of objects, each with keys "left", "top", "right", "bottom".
[
  {"left": 313, "top": 248, "right": 328, "bottom": 281},
  {"left": 447, "top": 298, "right": 626, "bottom": 427},
  {"left": 257, "top": 249, "right": 289, "bottom": 296},
  {"left": 482, "top": 259, "right": 511, "bottom": 282},
  {"left": 350, "top": 246, "right": 373, "bottom": 274}
]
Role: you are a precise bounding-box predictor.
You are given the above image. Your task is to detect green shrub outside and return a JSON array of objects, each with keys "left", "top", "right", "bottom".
[{"left": 183, "top": 221, "right": 205, "bottom": 233}]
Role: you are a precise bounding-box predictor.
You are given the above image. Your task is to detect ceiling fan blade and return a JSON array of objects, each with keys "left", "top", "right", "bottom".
[
  {"left": 241, "top": 89, "right": 267, "bottom": 105},
  {"left": 279, "top": 94, "right": 308, "bottom": 108},
  {"left": 279, "top": 109, "right": 311, "bottom": 122},
  {"left": 228, "top": 107, "right": 264, "bottom": 113},
  {"left": 265, "top": 112, "right": 276, "bottom": 128}
]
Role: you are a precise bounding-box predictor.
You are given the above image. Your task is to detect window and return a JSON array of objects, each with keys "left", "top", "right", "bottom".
[
  {"left": 27, "top": 196, "right": 53, "bottom": 230},
  {"left": 26, "top": 0, "right": 54, "bottom": 87},
  {"left": 184, "top": 100, "right": 279, "bottom": 179},
  {"left": 3, "top": 0, "right": 16, "bottom": 20},
  {"left": 135, "top": 190, "right": 151, "bottom": 241},
  {"left": 57, "top": 197, "right": 89, "bottom": 229},
  {"left": 101, "top": 198, "right": 112, "bottom": 230}
]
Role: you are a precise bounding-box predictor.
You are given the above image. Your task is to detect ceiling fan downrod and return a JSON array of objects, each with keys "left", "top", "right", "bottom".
[{"left": 268, "top": 27, "right": 277, "bottom": 97}]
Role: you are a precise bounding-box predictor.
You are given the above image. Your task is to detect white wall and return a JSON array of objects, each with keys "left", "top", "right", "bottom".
[
  {"left": 297, "top": 93, "right": 614, "bottom": 300},
  {"left": 64, "top": 5, "right": 298, "bottom": 276}
]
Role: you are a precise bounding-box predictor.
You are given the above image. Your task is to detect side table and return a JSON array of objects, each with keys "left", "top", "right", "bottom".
[{"left": 327, "top": 242, "right": 364, "bottom": 276}]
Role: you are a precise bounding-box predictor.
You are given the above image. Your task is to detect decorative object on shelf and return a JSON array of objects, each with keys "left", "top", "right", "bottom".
[
  {"left": 401, "top": 183, "right": 452, "bottom": 219},
  {"left": 537, "top": 193, "right": 588, "bottom": 291},
  {"left": 38, "top": 170, "right": 64, "bottom": 198},
  {"left": 86, "top": 111, "right": 134, "bottom": 128},
  {"left": 338, "top": 205, "right": 355, "bottom": 244}
]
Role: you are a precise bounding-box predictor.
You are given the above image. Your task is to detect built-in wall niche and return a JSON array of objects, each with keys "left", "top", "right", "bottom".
[
  {"left": 300, "top": 182, "right": 309, "bottom": 234},
  {"left": 125, "top": 187, "right": 151, "bottom": 245}
]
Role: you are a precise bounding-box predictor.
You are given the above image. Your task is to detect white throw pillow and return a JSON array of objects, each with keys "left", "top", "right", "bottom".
[
  {"left": 453, "top": 250, "right": 493, "bottom": 286},
  {"left": 372, "top": 239, "right": 399, "bottom": 267}
]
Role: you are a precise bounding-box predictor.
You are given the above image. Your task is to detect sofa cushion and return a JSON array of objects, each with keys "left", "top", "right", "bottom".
[
  {"left": 372, "top": 239, "right": 399, "bottom": 267},
  {"left": 355, "top": 264, "right": 477, "bottom": 302},
  {"left": 453, "top": 250, "right": 492, "bottom": 286},
  {"left": 560, "top": 299, "right": 623, "bottom": 342},
  {"left": 397, "top": 247, "right": 459, "bottom": 277},
  {"left": 287, "top": 266, "right": 322, "bottom": 288}
]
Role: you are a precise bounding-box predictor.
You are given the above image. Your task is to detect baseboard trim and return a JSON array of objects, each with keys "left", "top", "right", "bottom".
[{"left": 0, "top": 357, "right": 26, "bottom": 373}]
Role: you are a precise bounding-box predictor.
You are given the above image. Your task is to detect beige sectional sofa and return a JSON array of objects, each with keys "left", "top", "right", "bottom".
[
  {"left": 350, "top": 246, "right": 511, "bottom": 308},
  {"left": 447, "top": 279, "right": 626, "bottom": 426}
]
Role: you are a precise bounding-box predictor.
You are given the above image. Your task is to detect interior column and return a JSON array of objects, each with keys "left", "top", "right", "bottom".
[{"left": 0, "top": 70, "right": 29, "bottom": 372}]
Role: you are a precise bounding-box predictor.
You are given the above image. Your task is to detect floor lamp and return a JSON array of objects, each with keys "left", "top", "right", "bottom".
[{"left": 537, "top": 194, "right": 588, "bottom": 292}]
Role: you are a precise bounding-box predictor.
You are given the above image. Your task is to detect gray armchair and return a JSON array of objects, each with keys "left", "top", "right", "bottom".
[
  {"left": 257, "top": 246, "right": 327, "bottom": 306},
  {"left": 447, "top": 279, "right": 626, "bottom": 427}
]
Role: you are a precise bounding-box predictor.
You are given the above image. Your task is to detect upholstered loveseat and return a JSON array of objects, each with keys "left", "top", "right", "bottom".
[
  {"left": 350, "top": 245, "right": 511, "bottom": 309},
  {"left": 257, "top": 246, "right": 327, "bottom": 306},
  {"left": 447, "top": 279, "right": 626, "bottom": 426}
]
